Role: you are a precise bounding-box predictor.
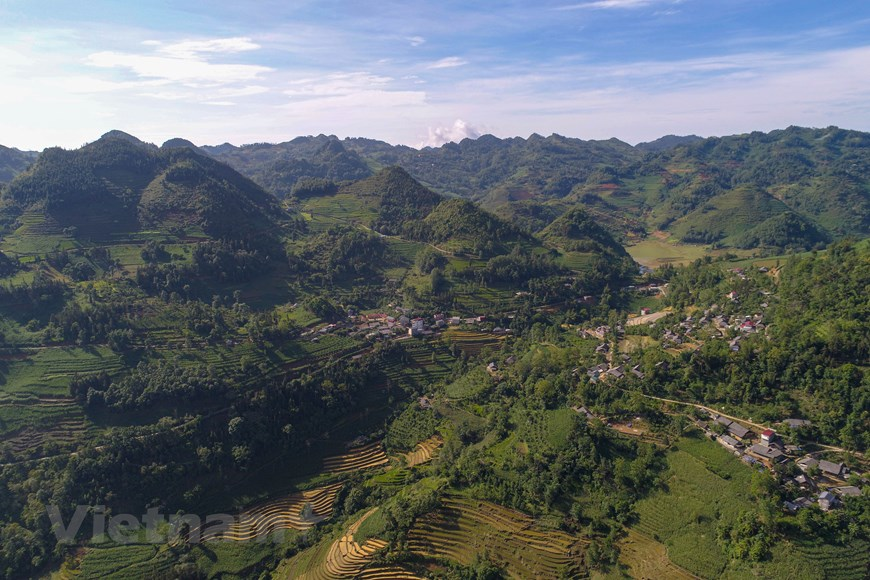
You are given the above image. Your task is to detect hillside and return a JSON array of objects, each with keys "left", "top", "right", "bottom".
[
  {"left": 643, "top": 126, "right": 870, "bottom": 245},
  {"left": 0, "top": 144, "right": 38, "bottom": 184},
  {"left": 196, "top": 126, "right": 870, "bottom": 252},
  {"left": 3, "top": 132, "right": 285, "bottom": 242},
  {"left": 203, "top": 135, "right": 373, "bottom": 198}
]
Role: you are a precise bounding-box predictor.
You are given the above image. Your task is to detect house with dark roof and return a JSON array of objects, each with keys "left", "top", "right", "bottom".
[
  {"left": 728, "top": 423, "right": 751, "bottom": 440},
  {"left": 833, "top": 486, "right": 862, "bottom": 498},
  {"left": 717, "top": 435, "right": 742, "bottom": 452},
  {"left": 818, "top": 460, "right": 846, "bottom": 479},
  {"left": 747, "top": 443, "right": 786, "bottom": 465}
]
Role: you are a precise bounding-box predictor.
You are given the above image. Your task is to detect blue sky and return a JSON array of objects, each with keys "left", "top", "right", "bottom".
[{"left": 1, "top": 0, "right": 869, "bottom": 149}]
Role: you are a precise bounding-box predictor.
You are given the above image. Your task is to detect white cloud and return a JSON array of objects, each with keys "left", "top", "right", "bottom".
[
  {"left": 285, "top": 72, "right": 394, "bottom": 98},
  {"left": 407, "top": 36, "right": 426, "bottom": 47},
  {"left": 420, "top": 119, "right": 482, "bottom": 147},
  {"left": 154, "top": 37, "right": 260, "bottom": 59},
  {"left": 86, "top": 50, "right": 271, "bottom": 85},
  {"left": 427, "top": 56, "right": 468, "bottom": 69}
]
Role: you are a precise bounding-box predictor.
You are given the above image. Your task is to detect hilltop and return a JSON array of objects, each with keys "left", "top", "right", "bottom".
[
  {"left": 203, "top": 135, "right": 373, "bottom": 198},
  {"left": 3, "top": 132, "right": 286, "bottom": 242}
]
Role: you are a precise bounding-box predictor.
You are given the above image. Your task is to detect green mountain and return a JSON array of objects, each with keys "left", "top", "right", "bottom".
[
  {"left": 339, "top": 166, "right": 442, "bottom": 235},
  {"left": 3, "top": 132, "right": 285, "bottom": 242},
  {"left": 202, "top": 135, "right": 373, "bottom": 198},
  {"left": 346, "top": 132, "right": 640, "bottom": 204},
  {"left": 0, "top": 144, "right": 38, "bottom": 184},
  {"left": 641, "top": 126, "right": 870, "bottom": 245}
]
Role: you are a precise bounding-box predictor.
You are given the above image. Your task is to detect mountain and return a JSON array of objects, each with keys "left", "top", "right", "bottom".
[
  {"left": 640, "top": 126, "right": 870, "bottom": 246},
  {"left": 3, "top": 132, "right": 286, "bottom": 242},
  {"left": 539, "top": 206, "right": 632, "bottom": 258},
  {"left": 203, "top": 135, "right": 373, "bottom": 197},
  {"left": 635, "top": 134, "right": 704, "bottom": 152},
  {"left": 345, "top": 133, "right": 640, "bottom": 205},
  {"left": 0, "top": 144, "right": 39, "bottom": 184}
]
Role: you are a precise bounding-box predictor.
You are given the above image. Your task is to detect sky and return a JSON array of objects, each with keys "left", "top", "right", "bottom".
[{"left": 1, "top": 0, "right": 869, "bottom": 150}]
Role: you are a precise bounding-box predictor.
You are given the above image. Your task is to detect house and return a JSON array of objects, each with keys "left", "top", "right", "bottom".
[
  {"left": 761, "top": 429, "right": 776, "bottom": 443},
  {"left": 630, "top": 365, "right": 645, "bottom": 379},
  {"left": 797, "top": 457, "right": 819, "bottom": 472},
  {"left": 607, "top": 366, "right": 625, "bottom": 380},
  {"left": 818, "top": 460, "right": 846, "bottom": 479},
  {"left": 793, "top": 474, "right": 816, "bottom": 490},
  {"left": 717, "top": 434, "right": 742, "bottom": 452},
  {"left": 728, "top": 422, "right": 751, "bottom": 440},
  {"left": 747, "top": 443, "right": 786, "bottom": 465},
  {"left": 640, "top": 307, "right": 651, "bottom": 315},
  {"left": 408, "top": 318, "right": 425, "bottom": 337},
  {"left": 817, "top": 491, "right": 840, "bottom": 511},
  {"left": 572, "top": 406, "right": 594, "bottom": 420},
  {"left": 727, "top": 291, "right": 739, "bottom": 301},
  {"left": 833, "top": 486, "right": 862, "bottom": 498},
  {"left": 418, "top": 396, "right": 433, "bottom": 410},
  {"left": 448, "top": 316, "right": 461, "bottom": 325},
  {"left": 714, "top": 415, "right": 733, "bottom": 429},
  {"left": 486, "top": 362, "right": 498, "bottom": 375},
  {"left": 783, "top": 418, "right": 812, "bottom": 429}
]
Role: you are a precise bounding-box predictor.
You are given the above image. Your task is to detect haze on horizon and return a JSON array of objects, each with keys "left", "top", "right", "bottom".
[{"left": 1, "top": 0, "right": 869, "bottom": 151}]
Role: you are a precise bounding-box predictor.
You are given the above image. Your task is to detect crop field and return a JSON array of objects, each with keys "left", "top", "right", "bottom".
[
  {"left": 441, "top": 328, "right": 505, "bottom": 356},
  {"left": 443, "top": 367, "right": 491, "bottom": 399},
  {"left": 71, "top": 544, "right": 173, "bottom": 580},
  {"left": 630, "top": 435, "right": 870, "bottom": 579},
  {"left": 404, "top": 434, "right": 443, "bottom": 467},
  {"left": 616, "top": 529, "right": 695, "bottom": 580},
  {"left": 0, "top": 212, "right": 79, "bottom": 256},
  {"left": 556, "top": 251, "right": 596, "bottom": 272},
  {"left": 378, "top": 341, "right": 454, "bottom": 392},
  {"left": 195, "top": 482, "right": 343, "bottom": 541},
  {"left": 359, "top": 565, "right": 426, "bottom": 579},
  {"left": 321, "top": 441, "right": 390, "bottom": 474},
  {"left": 0, "top": 346, "right": 125, "bottom": 396},
  {"left": 279, "top": 508, "right": 390, "bottom": 579},
  {"left": 625, "top": 238, "right": 710, "bottom": 268},
  {"left": 407, "top": 495, "right": 586, "bottom": 578}
]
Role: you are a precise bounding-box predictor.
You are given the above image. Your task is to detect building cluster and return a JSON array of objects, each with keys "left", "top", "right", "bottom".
[{"left": 699, "top": 413, "right": 864, "bottom": 513}]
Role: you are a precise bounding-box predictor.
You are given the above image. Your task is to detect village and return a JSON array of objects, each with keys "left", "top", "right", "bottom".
[{"left": 573, "top": 279, "right": 867, "bottom": 517}]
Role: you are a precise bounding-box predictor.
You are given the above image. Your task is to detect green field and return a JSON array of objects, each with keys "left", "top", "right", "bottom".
[
  {"left": 633, "top": 435, "right": 870, "bottom": 579},
  {"left": 625, "top": 238, "right": 711, "bottom": 268}
]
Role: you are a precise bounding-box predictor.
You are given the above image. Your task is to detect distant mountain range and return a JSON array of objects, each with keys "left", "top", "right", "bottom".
[{"left": 2, "top": 126, "right": 868, "bottom": 252}]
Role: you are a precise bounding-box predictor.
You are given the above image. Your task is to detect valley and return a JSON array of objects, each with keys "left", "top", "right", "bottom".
[{"left": 0, "top": 129, "right": 866, "bottom": 579}]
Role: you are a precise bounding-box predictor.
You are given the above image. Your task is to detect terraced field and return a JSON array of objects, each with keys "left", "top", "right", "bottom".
[
  {"left": 407, "top": 495, "right": 586, "bottom": 578},
  {"left": 359, "top": 565, "right": 426, "bottom": 579},
  {"left": 322, "top": 441, "right": 390, "bottom": 474},
  {"left": 442, "top": 328, "right": 506, "bottom": 356},
  {"left": 785, "top": 539, "right": 870, "bottom": 580},
  {"left": 281, "top": 508, "right": 390, "bottom": 579},
  {"left": 617, "top": 529, "right": 696, "bottom": 580},
  {"left": 404, "top": 435, "right": 443, "bottom": 467},
  {"left": 195, "top": 482, "right": 343, "bottom": 542},
  {"left": 0, "top": 346, "right": 125, "bottom": 396}
]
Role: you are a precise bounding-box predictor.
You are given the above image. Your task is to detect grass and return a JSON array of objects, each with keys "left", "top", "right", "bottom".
[
  {"left": 631, "top": 434, "right": 870, "bottom": 579},
  {"left": 0, "top": 346, "right": 125, "bottom": 396},
  {"left": 625, "top": 238, "right": 710, "bottom": 268}
]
